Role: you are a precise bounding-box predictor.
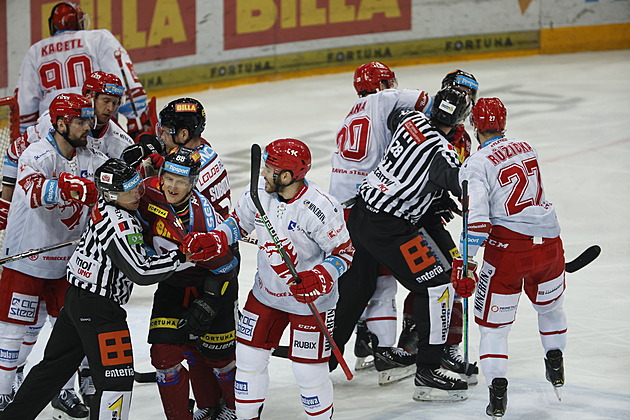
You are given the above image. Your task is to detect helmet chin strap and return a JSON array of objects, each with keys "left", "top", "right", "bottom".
[{"left": 55, "top": 126, "right": 82, "bottom": 149}]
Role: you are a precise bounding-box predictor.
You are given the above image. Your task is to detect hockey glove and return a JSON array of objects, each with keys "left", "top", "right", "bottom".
[
  {"left": 58, "top": 173, "right": 98, "bottom": 207},
  {"left": 0, "top": 198, "right": 9, "bottom": 230},
  {"left": 289, "top": 265, "right": 334, "bottom": 304},
  {"left": 428, "top": 192, "right": 461, "bottom": 224},
  {"left": 450, "top": 257, "right": 479, "bottom": 298},
  {"left": 177, "top": 292, "right": 219, "bottom": 336},
  {"left": 182, "top": 230, "right": 229, "bottom": 261}
]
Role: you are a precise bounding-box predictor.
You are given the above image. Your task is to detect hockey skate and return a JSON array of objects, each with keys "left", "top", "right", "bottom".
[
  {"left": 78, "top": 368, "right": 96, "bottom": 408},
  {"left": 372, "top": 336, "right": 416, "bottom": 386},
  {"left": 441, "top": 344, "right": 479, "bottom": 385},
  {"left": 11, "top": 365, "right": 24, "bottom": 396},
  {"left": 545, "top": 349, "right": 564, "bottom": 401},
  {"left": 486, "top": 377, "right": 508, "bottom": 419},
  {"left": 353, "top": 320, "right": 375, "bottom": 371},
  {"left": 51, "top": 389, "right": 89, "bottom": 419},
  {"left": 0, "top": 394, "right": 13, "bottom": 412},
  {"left": 397, "top": 316, "right": 418, "bottom": 354},
  {"left": 413, "top": 367, "right": 468, "bottom": 402},
  {"left": 213, "top": 406, "right": 237, "bottom": 420},
  {"left": 192, "top": 401, "right": 222, "bottom": 420}
]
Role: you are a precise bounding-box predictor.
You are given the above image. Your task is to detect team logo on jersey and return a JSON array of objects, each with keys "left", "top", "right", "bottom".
[{"left": 175, "top": 103, "right": 197, "bottom": 113}]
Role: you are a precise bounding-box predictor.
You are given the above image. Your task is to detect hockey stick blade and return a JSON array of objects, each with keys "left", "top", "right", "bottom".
[
  {"left": 565, "top": 245, "right": 601, "bottom": 273},
  {"left": 272, "top": 345, "right": 290, "bottom": 359},
  {"left": 134, "top": 371, "right": 156, "bottom": 383}
]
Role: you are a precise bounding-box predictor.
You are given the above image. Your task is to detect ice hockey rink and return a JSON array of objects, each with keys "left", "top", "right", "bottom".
[{"left": 27, "top": 49, "right": 630, "bottom": 419}]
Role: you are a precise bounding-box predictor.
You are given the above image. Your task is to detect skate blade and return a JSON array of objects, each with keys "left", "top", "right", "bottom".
[
  {"left": 553, "top": 385, "right": 563, "bottom": 401},
  {"left": 412, "top": 386, "right": 468, "bottom": 402},
  {"left": 460, "top": 372, "right": 478, "bottom": 386},
  {"left": 354, "top": 356, "right": 375, "bottom": 371},
  {"left": 52, "top": 408, "right": 89, "bottom": 420},
  {"left": 377, "top": 365, "right": 415, "bottom": 386}
]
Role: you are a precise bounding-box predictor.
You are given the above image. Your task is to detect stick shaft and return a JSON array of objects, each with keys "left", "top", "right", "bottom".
[
  {"left": 0, "top": 239, "right": 80, "bottom": 265},
  {"left": 461, "top": 180, "right": 469, "bottom": 369}
]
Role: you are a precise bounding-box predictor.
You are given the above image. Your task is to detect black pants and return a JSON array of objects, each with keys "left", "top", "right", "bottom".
[
  {"left": 332, "top": 200, "right": 453, "bottom": 370},
  {"left": 0, "top": 285, "right": 135, "bottom": 420}
]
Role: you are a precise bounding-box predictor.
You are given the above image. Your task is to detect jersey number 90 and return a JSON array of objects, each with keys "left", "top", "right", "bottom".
[{"left": 39, "top": 54, "right": 92, "bottom": 91}]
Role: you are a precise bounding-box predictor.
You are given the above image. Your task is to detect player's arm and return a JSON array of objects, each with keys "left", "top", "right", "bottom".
[{"left": 15, "top": 50, "right": 44, "bottom": 132}]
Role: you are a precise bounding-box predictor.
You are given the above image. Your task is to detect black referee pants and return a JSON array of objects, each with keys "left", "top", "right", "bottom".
[
  {"left": 332, "top": 199, "right": 453, "bottom": 370},
  {"left": 0, "top": 285, "right": 135, "bottom": 420}
]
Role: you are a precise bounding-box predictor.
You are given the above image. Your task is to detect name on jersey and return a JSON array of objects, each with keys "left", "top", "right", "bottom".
[
  {"left": 345, "top": 101, "right": 366, "bottom": 117},
  {"left": 197, "top": 162, "right": 223, "bottom": 189},
  {"left": 486, "top": 140, "right": 533, "bottom": 166},
  {"left": 41, "top": 39, "right": 84, "bottom": 56}
]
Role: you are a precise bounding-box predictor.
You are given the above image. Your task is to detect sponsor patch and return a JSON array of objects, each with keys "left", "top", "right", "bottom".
[
  {"left": 428, "top": 284, "right": 453, "bottom": 345},
  {"left": 292, "top": 330, "right": 320, "bottom": 360},
  {"left": 236, "top": 310, "right": 258, "bottom": 341},
  {"left": 99, "top": 390, "right": 131, "bottom": 420},
  {"left": 148, "top": 203, "right": 169, "bottom": 218},
  {"left": 438, "top": 99, "right": 456, "bottom": 114},
  {"left": 486, "top": 292, "right": 521, "bottom": 325},
  {"left": 126, "top": 232, "right": 144, "bottom": 246},
  {"left": 8, "top": 293, "right": 38, "bottom": 323},
  {"left": 149, "top": 317, "right": 179, "bottom": 330},
  {"left": 174, "top": 103, "right": 197, "bottom": 113},
  {"left": 536, "top": 273, "right": 565, "bottom": 303},
  {"left": 199, "top": 330, "right": 236, "bottom": 344}
]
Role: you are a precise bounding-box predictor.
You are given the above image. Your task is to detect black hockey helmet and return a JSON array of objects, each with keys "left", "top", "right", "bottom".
[
  {"left": 95, "top": 159, "right": 143, "bottom": 202},
  {"left": 431, "top": 87, "right": 473, "bottom": 128},
  {"left": 441, "top": 69, "right": 478, "bottom": 102},
  {"left": 159, "top": 147, "right": 202, "bottom": 187},
  {"left": 158, "top": 98, "right": 206, "bottom": 138}
]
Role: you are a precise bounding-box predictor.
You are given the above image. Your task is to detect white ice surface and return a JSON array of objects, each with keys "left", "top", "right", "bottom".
[{"left": 29, "top": 49, "right": 630, "bottom": 419}]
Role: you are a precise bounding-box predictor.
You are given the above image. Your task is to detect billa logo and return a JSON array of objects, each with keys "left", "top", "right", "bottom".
[{"left": 175, "top": 103, "right": 197, "bottom": 113}]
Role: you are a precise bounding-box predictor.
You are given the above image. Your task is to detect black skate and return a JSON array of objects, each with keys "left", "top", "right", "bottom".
[
  {"left": 192, "top": 401, "right": 222, "bottom": 420},
  {"left": 0, "top": 394, "right": 13, "bottom": 412},
  {"left": 372, "top": 335, "right": 416, "bottom": 386},
  {"left": 78, "top": 368, "right": 96, "bottom": 408},
  {"left": 51, "top": 389, "right": 89, "bottom": 419},
  {"left": 413, "top": 367, "right": 468, "bottom": 402},
  {"left": 213, "top": 406, "right": 237, "bottom": 420},
  {"left": 397, "top": 316, "right": 418, "bottom": 354},
  {"left": 441, "top": 344, "right": 479, "bottom": 385},
  {"left": 486, "top": 377, "right": 508, "bottom": 418},
  {"left": 545, "top": 349, "right": 564, "bottom": 400},
  {"left": 354, "top": 320, "right": 375, "bottom": 371}
]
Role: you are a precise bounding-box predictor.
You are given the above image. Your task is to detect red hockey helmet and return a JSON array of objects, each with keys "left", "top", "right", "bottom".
[
  {"left": 263, "top": 138, "right": 312, "bottom": 181},
  {"left": 48, "top": 2, "right": 88, "bottom": 36},
  {"left": 470, "top": 98, "right": 507, "bottom": 133},
  {"left": 82, "top": 71, "right": 125, "bottom": 98},
  {"left": 353, "top": 62, "right": 397, "bottom": 97},
  {"left": 49, "top": 93, "right": 95, "bottom": 126}
]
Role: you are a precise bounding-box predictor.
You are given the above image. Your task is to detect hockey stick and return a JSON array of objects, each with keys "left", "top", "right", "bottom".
[
  {"left": 565, "top": 245, "right": 601, "bottom": 273},
  {"left": 0, "top": 238, "right": 80, "bottom": 265},
  {"left": 461, "top": 180, "right": 470, "bottom": 373},
  {"left": 134, "top": 371, "right": 157, "bottom": 383},
  {"left": 250, "top": 144, "right": 353, "bottom": 380},
  {"left": 113, "top": 50, "right": 142, "bottom": 131}
]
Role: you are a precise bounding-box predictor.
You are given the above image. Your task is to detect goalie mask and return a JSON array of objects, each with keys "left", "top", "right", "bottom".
[
  {"left": 95, "top": 159, "right": 144, "bottom": 204},
  {"left": 263, "top": 138, "right": 312, "bottom": 182},
  {"left": 158, "top": 98, "right": 206, "bottom": 140},
  {"left": 353, "top": 62, "right": 398, "bottom": 97},
  {"left": 48, "top": 2, "right": 89, "bottom": 36},
  {"left": 431, "top": 87, "right": 473, "bottom": 128}
]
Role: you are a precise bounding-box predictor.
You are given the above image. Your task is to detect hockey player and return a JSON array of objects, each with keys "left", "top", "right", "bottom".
[
  {"left": 453, "top": 98, "right": 566, "bottom": 418},
  {"left": 15, "top": 2, "right": 151, "bottom": 137},
  {"left": 329, "top": 61, "right": 431, "bottom": 382},
  {"left": 137, "top": 147, "right": 239, "bottom": 420},
  {"left": 334, "top": 87, "right": 472, "bottom": 402},
  {"left": 183, "top": 139, "right": 354, "bottom": 420},
  {"left": 0, "top": 93, "right": 107, "bottom": 415},
  {"left": 0, "top": 159, "right": 189, "bottom": 420}
]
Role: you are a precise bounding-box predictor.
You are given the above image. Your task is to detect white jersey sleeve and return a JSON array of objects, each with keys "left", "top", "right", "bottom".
[
  {"left": 88, "top": 119, "right": 134, "bottom": 159},
  {"left": 329, "top": 88, "right": 432, "bottom": 204},
  {"left": 459, "top": 136, "right": 561, "bottom": 257}
]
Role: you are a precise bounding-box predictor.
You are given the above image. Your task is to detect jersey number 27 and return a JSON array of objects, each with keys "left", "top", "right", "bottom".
[{"left": 499, "top": 157, "right": 543, "bottom": 216}]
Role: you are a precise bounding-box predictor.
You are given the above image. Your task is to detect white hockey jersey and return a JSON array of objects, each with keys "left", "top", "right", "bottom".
[
  {"left": 2, "top": 133, "right": 108, "bottom": 278},
  {"left": 329, "top": 88, "right": 432, "bottom": 205},
  {"left": 459, "top": 136, "right": 561, "bottom": 257},
  {"left": 217, "top": 177, "right": 354, "bottom": 316},
  {"left": 2, "top": 111, "right": 132, "bottom": 186},
  {"left": 15, "top": 29, "right": 146, "bottom": 131}
]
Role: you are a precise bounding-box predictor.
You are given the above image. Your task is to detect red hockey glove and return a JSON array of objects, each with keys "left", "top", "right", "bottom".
[
  {"left": 0, "top": 198, "right": 10, "bottom": 230},
  {"left": 58, "top": 173, "right": 98, "bottom": 207},
  {"left": 289, "top": 265, "right": 334, "bottom": 304},
  {"left": 182, "top": 230, "right": 229, "bottom": 262},
  {"left": 451, "top": 257, "right": 478, "bottom": 298}
]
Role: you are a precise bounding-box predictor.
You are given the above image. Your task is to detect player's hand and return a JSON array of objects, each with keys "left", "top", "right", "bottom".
[
  {"left": 288, "top": 265, "right": 333, "bottom": 304},
  {"left": 182, "top": 231, "right": 229, "bottom": 261},
  {"left": 0, "top": 198, "right": 10, "bottom": 230},
  {"left": 58, "top": 173, "right": 98, "bottom": 207},
  {"left": 177, "top": 292, "right": 219, "bottom": 336},
  {"left": 428, "top": 192, "right": 461, "bottom": 223},
  {"left": 450, "top": 257, "right": 478, "bottom": 298}
]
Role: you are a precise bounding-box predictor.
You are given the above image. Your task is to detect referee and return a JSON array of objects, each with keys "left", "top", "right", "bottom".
[
  {"left": 0, "top": 159, "right": 188, "bottom": 420},
  {"left": 332, "top": 87, "right": 472, "bottom": 402}
]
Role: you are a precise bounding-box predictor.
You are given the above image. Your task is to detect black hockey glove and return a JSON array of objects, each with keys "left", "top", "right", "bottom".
[
  {"left": 177, "top": 292, "right": 219, "bottom": 336},
  {"left": 428, "top": 192, "right": 461, "bottom": 224},
  {"left": 121, "top": 134, "right": 164, "bottom": 168}
]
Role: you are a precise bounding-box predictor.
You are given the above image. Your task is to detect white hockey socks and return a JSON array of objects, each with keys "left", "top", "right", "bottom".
[
  {"left": 534, "top": 295, "right": 567, "bottom": 352},
  {"left": 365, "top": 275, "right": 398, "bottom": 348},
  {"left": 0, "top": 321, "right": 28, "bottom": 394},
  {"left": 292, "top": 362, "right": 333, "bottom": 419},
  {"left": 235, "top": 344, "right": 270, "bottom": 420},
  {"left": 479, "top": 324, "right": 511, "bottom": 383}
]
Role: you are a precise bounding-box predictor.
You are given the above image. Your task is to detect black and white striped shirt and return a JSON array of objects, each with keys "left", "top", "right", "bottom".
[
  {"left": 358, "top": 110, "right": 462, "bottom": 224},
  {"left": 67, "top": 199, "right": 184, "bottom": 305}
]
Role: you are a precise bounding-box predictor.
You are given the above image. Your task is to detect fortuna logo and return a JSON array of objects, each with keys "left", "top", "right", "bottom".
[
  {"left": 148, "top": 204, "right": 168, "bottom": 218},
  {"left": 175, "top": 103, "right": 197, "bottom": 112}
]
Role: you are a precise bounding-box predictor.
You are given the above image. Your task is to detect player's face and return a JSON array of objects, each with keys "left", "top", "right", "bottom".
[
  {"left": 115, "top": 183, "right": 145, "bottom": 211},
  {"left": 67, "top": 117, "right": 93, "bottom": 146},
  {"left": 161, "top": 172, "right": 192, "bottom": 205},
  {"left": 93, "top": 93, "right": 121, "bottom": 125},
  {"left": 261, "top": 163, "right": 278, "bottom": 193},
  {"left": 158, "top": 124, "right": 177, "bottom": 152}
]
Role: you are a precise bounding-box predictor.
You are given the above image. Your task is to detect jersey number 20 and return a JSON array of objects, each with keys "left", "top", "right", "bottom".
[{"left": 336, "top": 116, "right": 370, "bottom": 162}]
